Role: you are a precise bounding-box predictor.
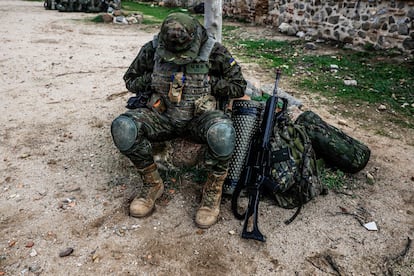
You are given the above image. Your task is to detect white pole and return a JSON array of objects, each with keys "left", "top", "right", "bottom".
[{"left": 204, "top": 0, "right": 223, "bottom": 43}]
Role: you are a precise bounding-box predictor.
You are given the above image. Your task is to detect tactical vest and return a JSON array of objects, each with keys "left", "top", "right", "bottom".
[{"left": 151, "top": 36, "right": 216, "bottom": 122}]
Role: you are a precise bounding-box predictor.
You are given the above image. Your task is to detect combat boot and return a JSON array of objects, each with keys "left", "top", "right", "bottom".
[
  {"left": 130, "top": 163, "right": 164, "bottom": 218},
  {"left": 195, "top": 171, "right": 227, "bottom": 228}
]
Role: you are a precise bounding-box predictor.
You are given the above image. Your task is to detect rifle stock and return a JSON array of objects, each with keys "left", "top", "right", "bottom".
[{"left": 231, "top": 69, "right": 286, "bottom": 242}]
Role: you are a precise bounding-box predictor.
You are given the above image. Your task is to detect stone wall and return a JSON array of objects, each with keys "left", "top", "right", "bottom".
[{"left": 222, "top": 0, "right": 414, "bottom": 55}]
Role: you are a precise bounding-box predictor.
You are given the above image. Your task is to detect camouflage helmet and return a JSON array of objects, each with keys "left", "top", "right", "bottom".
[
  {"left": 157, "top": 13, "right": 202, "bottom": 64},
  {"left": 160, "top": 13, "right": 197, "bottom": 52}
]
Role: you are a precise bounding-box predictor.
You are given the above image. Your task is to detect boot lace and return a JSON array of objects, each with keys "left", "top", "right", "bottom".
[
  {"left": 138, "top": 182, "right": 152, "bottom": 198},
  {"left": 202, "top": 182, "right": 220, "bottom": 208}
]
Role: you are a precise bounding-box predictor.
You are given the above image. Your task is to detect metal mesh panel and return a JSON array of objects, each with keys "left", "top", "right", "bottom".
[{"left": 223, "top": 100, "right": 263, "bottom": 195}]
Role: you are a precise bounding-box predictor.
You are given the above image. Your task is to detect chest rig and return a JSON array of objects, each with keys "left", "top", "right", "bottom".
[{"left": 151, "top": 36, "right": 216, "bottom": 121}]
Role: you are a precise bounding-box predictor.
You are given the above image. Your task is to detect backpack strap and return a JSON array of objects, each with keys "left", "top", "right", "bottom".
[
  {"left": 284, "top": 124, "right": 313, "bottom": 225},
  {"left": 283, "top": 123, "right": 317, "bottom": 225}
]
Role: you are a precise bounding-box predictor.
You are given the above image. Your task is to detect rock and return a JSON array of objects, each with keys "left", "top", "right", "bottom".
[
  {"left": 102, "top": 13, "right": 113, "bottom": 23},
  {"left": 259, "top": 83, "right": 303, "bottom": 107},
  {"left": 337, "top": 119, "right": 348, "bottom": 126},
  {"left": 304, "top": 42, "right": 317, "bottom": 50},
  {"left": 344, "top": 79, "right": 357, "bottom": 86},
  {"left": 171, "top": 139, "right": 205, "bottom": 167},
  {"left": 113, "top": 9, "right": 123, "bottom": 17},
  {"left": 278, "top": 23, "right": 297, "bottom": 36},
  {"left": 126, "top": 13, "right": 144, "bottom": 24},
  {"left": 377, "top": 104, "right": 387, "bottom": 111},
  {"left": 126, "top": 16, "right": 138, "bottom": 24},
  {"left": 113, "top": 16, "right": 128, "bottom": 25},
  {"left": 25, "top": 241, "right": 34, "bottom": 248},
  {"left": 153, "top": 139, "right": 205, "bottom": 170},
  {"left": 366, "top": 172, "right": 375, "bottom": 184},
  {"left": 8, "top": 240, "right": 16, "bottom": 247},
  {"left": 278, "top": 22, "right": 291, "bottom": 33},
  {"left": 29, "top": 249, "right": 37, "bottom": 257},
  {"left": 296, "top": 31, "right": 305, "bottom": 38},
  {"left": 59, "top": 247, "right": 74, "bottom": 257},
  {"left": 330, "top": 64, "right": 339, "bottom": 72},
  {"left": 245, "top": 80, "right": 261, "bottom": 98}
]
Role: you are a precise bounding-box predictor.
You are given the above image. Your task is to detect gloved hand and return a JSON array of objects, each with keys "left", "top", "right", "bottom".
[{"left": 125, "top": 91, "right": 151, "bottom": 109}]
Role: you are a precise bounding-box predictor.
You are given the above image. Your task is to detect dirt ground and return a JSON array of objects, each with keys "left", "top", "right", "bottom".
[{"left": 1, "top": 1, "right": 413, "bottom": 275}]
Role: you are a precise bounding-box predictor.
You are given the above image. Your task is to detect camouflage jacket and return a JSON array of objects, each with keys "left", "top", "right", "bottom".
[{"left": 123, "top": 39, "right": 247, "bottom": 99}]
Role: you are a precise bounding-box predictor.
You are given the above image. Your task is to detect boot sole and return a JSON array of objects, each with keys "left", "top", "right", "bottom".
[
  {"left": 130, "top": 207, "right": 155, "bottom": 218},
  {"left": 195, "top": 220, "right": 217, "bottom": 229}
]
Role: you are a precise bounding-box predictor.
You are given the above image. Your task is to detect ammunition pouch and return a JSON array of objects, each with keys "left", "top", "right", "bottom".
[{"left": 168, "top": 72, "right": 185, "bottom": 104}]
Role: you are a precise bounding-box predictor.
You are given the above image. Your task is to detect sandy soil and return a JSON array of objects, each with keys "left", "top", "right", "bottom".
[{"left": 1, "top": 1, "right": 413, "bottom": 275}]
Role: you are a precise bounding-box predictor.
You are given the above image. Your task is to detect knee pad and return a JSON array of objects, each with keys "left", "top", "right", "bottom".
[
  {"left": 111, "top": 115, "right": 139, "bottom": 152},
  {"left": 206, "top": 122, "right": 236, "bottom": 160}
]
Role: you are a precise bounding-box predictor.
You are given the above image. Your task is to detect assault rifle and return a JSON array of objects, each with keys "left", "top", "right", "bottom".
[{"left": 231, "top": 69, "right": 288, "bottom": 242}]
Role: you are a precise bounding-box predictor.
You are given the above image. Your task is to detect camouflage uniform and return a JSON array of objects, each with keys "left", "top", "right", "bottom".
[{"left": 111, "top": 13, "right": 247, "bottom": 228}]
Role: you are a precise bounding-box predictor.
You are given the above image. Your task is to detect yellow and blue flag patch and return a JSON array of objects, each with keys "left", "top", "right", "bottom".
[{"left": 229, "top": 57, "right": 236, "bottom": 67}]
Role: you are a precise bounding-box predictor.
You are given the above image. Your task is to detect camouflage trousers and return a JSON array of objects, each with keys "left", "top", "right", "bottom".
[{"left": 115, "top": 107, "right": 234, "bottom": 173}]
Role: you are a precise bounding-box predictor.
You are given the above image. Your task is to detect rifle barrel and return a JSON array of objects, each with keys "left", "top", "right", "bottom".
[{"left": 262, "top": 69, "right": 282, "bottom": 148}]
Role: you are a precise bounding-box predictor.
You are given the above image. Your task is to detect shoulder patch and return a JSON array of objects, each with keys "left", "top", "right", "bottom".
[{"left": 229, "top": 57, "right": 236, "bottom": 67}]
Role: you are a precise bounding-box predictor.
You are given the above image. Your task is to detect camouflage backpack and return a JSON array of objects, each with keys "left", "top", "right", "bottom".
[{"left": 267, "top": 114, "right": 325, "bottom": 209}]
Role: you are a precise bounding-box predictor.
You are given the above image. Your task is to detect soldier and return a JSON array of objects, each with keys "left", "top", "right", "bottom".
[{"left": 110, "top": 13, "right": 247, "bottom": 228}]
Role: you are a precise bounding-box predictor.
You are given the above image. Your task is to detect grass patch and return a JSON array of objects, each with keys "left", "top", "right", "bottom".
[
  {"left": 229, "top": 37, "right": 413, "bottom": 126},
  {"left": 222, "top": 25, "right": 238, "bottom": 34},
  {"left": 90, "top": 15, "right": 104, "bottom": 23},
  {"left": 121, "top": 1, "right": 189, "bottom": 24},
  {"left": 320, "top": 168, "right": 347, "bottom": 190},
  {"left": 233, "top": 39, "right": 297, "bottom": 74},
  {"left": 296, "top": 52, "right": 414, "bottom": 116}
]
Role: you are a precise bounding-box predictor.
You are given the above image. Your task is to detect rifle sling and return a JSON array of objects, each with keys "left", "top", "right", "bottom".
[{"left": 284, "top": 135, "right": 312, "bottom": 225}]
